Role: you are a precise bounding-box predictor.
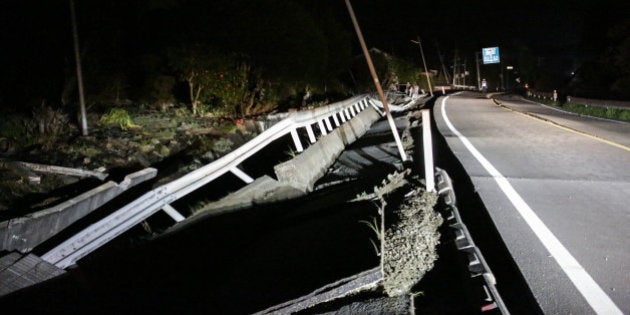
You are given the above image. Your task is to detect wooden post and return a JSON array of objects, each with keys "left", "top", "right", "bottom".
[{"left": 344, "top": 0, "right": 407, "bottom": 162}]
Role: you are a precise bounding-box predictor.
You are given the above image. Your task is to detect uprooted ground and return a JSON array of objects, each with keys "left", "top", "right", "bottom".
[{"left": 0, "top": 106, "right": 261, "bottom": 216}]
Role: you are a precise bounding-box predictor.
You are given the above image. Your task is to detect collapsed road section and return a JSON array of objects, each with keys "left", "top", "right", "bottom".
[{"left": 0, "top": 92, "right": 528, "bottom": 313}]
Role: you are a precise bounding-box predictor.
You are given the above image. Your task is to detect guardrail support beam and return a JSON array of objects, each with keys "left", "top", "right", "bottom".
[
  {"left": 306, "top": 125, "right": 317, "bottom": 143},
  {"left": 317, "top": 120, "right": 327, "bottom": 136},
  {"left": 344, "top": 109, "right": 351, "bottom": 120},
  {"left": 162, "top": 204, "right": 185, "bottom": 222},
  {"left": 332, "top": 114, "right": 340, "bottom": 126},
  {"left": 325, "top": 117, "right": 333, "bottom": 131},
  {"left": 339, "top": 111, "right": 347, "bottom": 123},
  {"left": 230, "top": 166, "right": 254, "bottom": 184},
  {"left": 290, "top": 129, "right": 304, "bottom": 152}
]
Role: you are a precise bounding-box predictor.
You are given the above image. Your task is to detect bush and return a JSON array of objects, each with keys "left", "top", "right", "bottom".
[
  {"left": 142, "top": 74, "right": 176, "bottom": 111},
  {"left": 32, "top": 105, "right": 70, "bottom": 137},
  {"left": 100, "top": 108, "right": 139, "bottom": 130}
]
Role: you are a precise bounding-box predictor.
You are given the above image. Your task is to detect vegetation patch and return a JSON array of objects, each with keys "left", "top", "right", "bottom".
[
  {"left": 99, "top": 108, "right": 140, "bottom": 130},
  {"left": 355, "top": 169, "right": 443, "bottom": 297},
  {"left": 526, "top": 97, "right": 630, "bottom": 121},
  {"left": 561, "top": 102, "right": 630, "bottom": 121}
]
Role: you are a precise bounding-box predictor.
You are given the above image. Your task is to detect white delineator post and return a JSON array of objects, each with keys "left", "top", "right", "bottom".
[{"left": 422, "top": 109, "right": 435, "bottom": 192}]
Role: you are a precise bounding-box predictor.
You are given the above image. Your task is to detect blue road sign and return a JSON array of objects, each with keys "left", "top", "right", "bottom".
[{"left": 482, "top": 47, "right": 500, "bottom": 64}]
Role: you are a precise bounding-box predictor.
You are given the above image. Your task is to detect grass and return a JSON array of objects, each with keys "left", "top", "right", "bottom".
[
  {"left": 100, "top": 108, "right": 140, "bottom": 130},
  {"left": 359, "top": 214, "right": 382, "bottom": 256},
  {"left": 527, "top": 97, "right": 630, "bottom": 121},
  {"left": 561, "top": 102, "right": 630, "bottom": 121}
]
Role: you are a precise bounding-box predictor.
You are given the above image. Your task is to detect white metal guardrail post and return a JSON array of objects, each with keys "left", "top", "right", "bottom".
[
  {"left": 324, "top": 117, "right": 333, "bottom": 131},
  {"left": 290, "top": 129, "right": 304, "bottom": 152},
  {"left": 317, "top": 120, "right": 327, "bottom": 136}
]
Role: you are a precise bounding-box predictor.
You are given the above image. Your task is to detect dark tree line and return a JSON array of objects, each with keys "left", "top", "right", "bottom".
[
  {"left": 1, "top": 0, "right": 627, "bottom": 117},
  {"left": 0, "top": 0, "right": 361, "bottom": 116}
]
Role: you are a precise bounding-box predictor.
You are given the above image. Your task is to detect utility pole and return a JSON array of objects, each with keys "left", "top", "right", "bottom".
[
  {"left": 344, "top": 0, "right": 407, "bottom": 162},
  {"left": 411, "top": 37, "right": 433, "bottom": 97},
  {"left": 500, "top": 61, "right": 504, "bottom": 91},
  {"left": 435, "top": 43, "right": 451, "bottom": 84},
  {"left": 475, "top": 51, "right": 481, "bottom": 90},
  {"left": 70, "top": 0, "right": 88, "bottom": 136},
  {"left": 463, "top": 59, "right": 467, "bottom": 86},
  {"left": 452, "top": 50, "right": 458, "bottom": 86}
]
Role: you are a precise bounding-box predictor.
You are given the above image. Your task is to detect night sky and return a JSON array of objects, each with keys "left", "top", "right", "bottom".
[{"left": 0, "top": 0, "right": 627, "bottom": 110}]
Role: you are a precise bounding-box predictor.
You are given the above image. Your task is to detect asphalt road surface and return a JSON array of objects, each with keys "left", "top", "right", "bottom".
[{"left": 434, "top": 92, "right": 630, "bottom": 314}]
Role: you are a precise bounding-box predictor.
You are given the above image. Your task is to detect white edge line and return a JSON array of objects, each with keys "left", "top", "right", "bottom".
[{"left": 440, "top": 96, "right": 622, "bottom": 315}]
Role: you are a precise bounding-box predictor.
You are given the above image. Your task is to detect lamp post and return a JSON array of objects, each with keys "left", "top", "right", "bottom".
[
  {"left": 475, "top": 51, "right": 481, "bottom": 90},
  {"left": 411, "top": 37, "right": 433, "bottom": 97},
  {"left": 506, "top": 66, "right": 513, "bottom": 91}
]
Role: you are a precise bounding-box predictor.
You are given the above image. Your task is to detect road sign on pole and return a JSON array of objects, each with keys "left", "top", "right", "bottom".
[{"left": 482, "top": 47, "right": 500, "bottom": 64}]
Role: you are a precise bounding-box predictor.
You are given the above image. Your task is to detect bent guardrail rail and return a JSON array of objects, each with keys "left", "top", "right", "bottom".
[{"left": 41, "top": 94, "right": 379, "bottom": 269}]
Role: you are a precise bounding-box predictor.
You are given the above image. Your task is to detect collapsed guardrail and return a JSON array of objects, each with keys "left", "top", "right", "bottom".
[{"left": 40, "top": 94, "right": 379, "bottom": 269}]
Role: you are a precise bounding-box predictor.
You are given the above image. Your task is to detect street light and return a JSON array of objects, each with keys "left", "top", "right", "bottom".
[
  {"left": 411, "top": 37, "right": 433, "bottom": 97},
  {"left": 506, "top": 66, "right": 514, "bottom": 91}
]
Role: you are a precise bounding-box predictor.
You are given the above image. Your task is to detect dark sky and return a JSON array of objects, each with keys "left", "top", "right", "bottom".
[
  {"left": 349, "top": 0, "right": 625, "bottom": 59},
  {"left": 2, "top": 0, "right": 622, "bottom": 61},
  {"left": 0, "top": 0, "right": 626, "bottom": 107}
]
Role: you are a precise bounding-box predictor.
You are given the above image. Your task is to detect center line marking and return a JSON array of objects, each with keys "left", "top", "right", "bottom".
[{"left": 440, "top": 96, "right": 622, "bottom": 315}]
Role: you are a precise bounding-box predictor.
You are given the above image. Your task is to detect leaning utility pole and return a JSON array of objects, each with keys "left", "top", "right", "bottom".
[
  {"left": 435, "top": 42, "right": 451, "bottom": 84},
  {"left": 344, "top": 0, "right": 407, "bottom": 162},
  {"left": 70, "top": 0, "right": 88, "bottom": 136},
  {"left": 411, "top": 36, "right": 433, "bottom": 97}
]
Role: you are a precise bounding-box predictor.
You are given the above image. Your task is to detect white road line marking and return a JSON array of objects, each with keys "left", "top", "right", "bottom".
[{"left": 440, "top": 96, "right": 622, "bottom": 315}]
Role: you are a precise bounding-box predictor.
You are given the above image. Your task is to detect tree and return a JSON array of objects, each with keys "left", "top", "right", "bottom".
[
  {"left": 605, "top": 19, "right": 630, "bottom": 97},
  {"left": 168, "top": 46, "right": 251, "bottom": 116}
]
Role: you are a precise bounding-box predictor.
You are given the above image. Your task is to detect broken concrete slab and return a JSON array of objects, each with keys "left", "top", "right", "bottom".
[
  {"left": 14, "top": 161, "right": 109, "bottom": 181},
  {"left": 0, "top": 252, "right": 65, "bottom": 297},
  {"left": 192, "top": 175, "right": 304, "bottom": 217},
  {"left": 0, "top": 168, "right": 157, "bottom": 253},
  {"left": 274, "top": 106, "right": 381, "bottom": 192},
  {"left": 255, "top": 267, "right": 383, "bottom": 314}
]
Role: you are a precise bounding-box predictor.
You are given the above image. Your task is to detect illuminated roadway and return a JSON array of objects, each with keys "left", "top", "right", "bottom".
[{"left": 434, "top": 92, "right": 630, "bottom": 314}]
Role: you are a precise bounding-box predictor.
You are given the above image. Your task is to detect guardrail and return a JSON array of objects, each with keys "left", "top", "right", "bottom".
[
  {"left": 527, "top": 90, "right": 557, "bottom": 101},
  {"left": 528, "top": 90, "right": 630, "bottom": 109},
  {"left": 41, "top": 94, "right": 379, "bottom": 269},
  {"left": 452, "top": 85, "right": 478, "bottom": 91}
]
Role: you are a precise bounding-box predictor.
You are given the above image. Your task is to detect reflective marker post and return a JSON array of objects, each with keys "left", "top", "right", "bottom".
[{"left": 422, "top": 109, "right": 435, "bottom": 192}]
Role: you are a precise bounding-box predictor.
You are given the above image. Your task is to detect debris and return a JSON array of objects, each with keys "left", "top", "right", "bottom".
[{"left": 8, "top": 160, "right": 108, "bottom": 181}]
